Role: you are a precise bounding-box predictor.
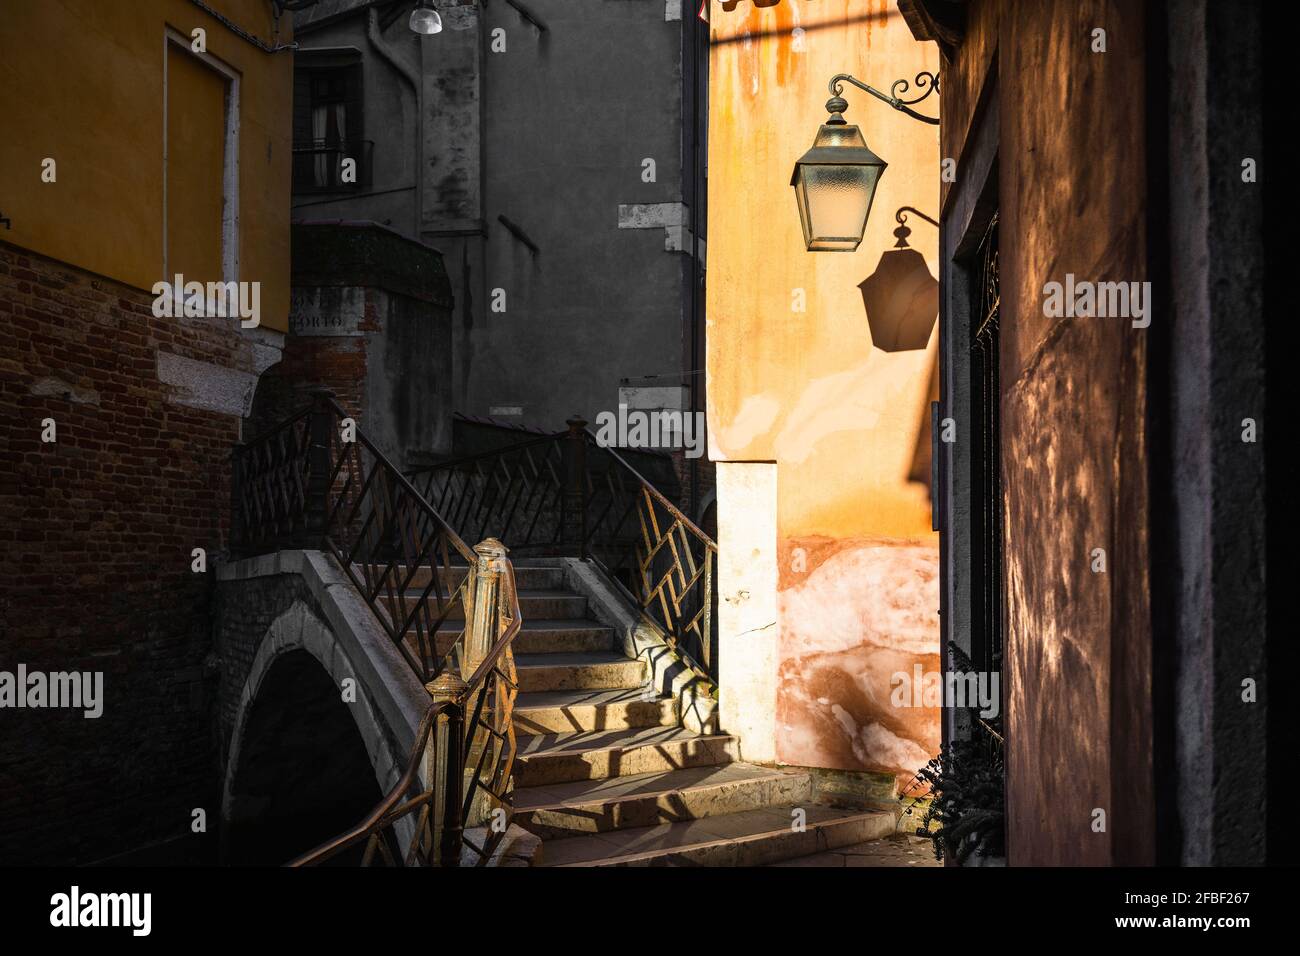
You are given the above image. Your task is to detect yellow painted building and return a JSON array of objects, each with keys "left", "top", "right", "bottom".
[
  {"left": 0, "top": 0, "right": 293, "bottom": 332},
  {"left": 706, "top": 0, "right": 941, "bottom": 785}
]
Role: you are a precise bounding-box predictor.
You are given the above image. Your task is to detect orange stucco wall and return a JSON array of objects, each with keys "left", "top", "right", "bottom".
[
  {"left": 0, "top": 0, "right": 292, "bottom": 331},
  {"left": 706, "top": 0, "right": 940, "bottom": 785}
]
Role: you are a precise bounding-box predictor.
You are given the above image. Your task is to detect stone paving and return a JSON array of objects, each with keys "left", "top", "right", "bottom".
[{"left": 767, "top": 833, "right": 941, "bottom": 867}]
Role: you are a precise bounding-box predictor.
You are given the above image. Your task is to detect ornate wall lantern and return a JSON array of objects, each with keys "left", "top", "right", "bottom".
[{"left": 792, "top": 72, "right": 940, "bottom": 252}]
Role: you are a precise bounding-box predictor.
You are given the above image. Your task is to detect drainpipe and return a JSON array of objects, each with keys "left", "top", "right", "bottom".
[{"left": 367, "top": 7, "right": 422, "bottom": 236}]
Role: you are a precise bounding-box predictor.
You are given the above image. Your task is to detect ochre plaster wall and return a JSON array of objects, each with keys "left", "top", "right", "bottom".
[
  {"left": 0, "top": 0, "right": 292, "bottom": 331},
  {"left": 706, "top": 0, "right": 941, "bottom": 787}
]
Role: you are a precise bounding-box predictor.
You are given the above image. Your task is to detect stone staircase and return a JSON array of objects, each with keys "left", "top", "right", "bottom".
[{"left": 473, "top": 561, "right": 900, "bottom": 866}]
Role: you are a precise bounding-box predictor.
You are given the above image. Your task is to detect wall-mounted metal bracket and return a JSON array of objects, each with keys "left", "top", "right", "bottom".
[{"left": 825, "top": 71, "right": 941, "bottom": 126}]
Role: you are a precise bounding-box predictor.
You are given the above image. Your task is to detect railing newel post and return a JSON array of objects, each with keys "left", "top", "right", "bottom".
[
  {"left": 466, "top": 538, "right": 508, "bottom": 676},
  {"left": 427, "top": 673, "right": 467, "bottom": 867},
  {"left": 463, "top": 537, "right": 508, "bottom": 828}
]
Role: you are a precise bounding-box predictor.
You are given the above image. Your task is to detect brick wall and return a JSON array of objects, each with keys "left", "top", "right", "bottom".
[
  {"left": 0, "top": 239, "right": 275, "bottom": 864},
  {"left": 245, "top": 286, "right": 376, "bottom": 439}
]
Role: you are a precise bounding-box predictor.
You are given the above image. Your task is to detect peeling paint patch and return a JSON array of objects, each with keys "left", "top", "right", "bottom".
[
  {"left": 714, "top": 392, "right": 781, "bottom": 455},
  {"left": 618, "top": 202, "right": 688, "bottom": 229},
  {"left": 777, "top": 541, "right": 941, "bottom": 777}
]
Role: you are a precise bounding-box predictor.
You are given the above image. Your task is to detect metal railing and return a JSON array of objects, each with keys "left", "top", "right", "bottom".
[
  {"left": 407, "top": 418, "right": 719, "bottom": 685},
  {"left": 292, "top": 138, "right": 374, "bottom": 192},
  {"left": 231, "top": 390, "right": 521, "bottom": 865},
  {"left": 287, "top": 556, "right": 521, "bottom": 867}
]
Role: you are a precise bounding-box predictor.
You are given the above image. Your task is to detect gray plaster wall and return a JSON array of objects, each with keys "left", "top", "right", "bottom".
[
  {"left": 285, "top": 220, "right": 456, "bottom": 467},
  {"left": 365, "top": 286, "right": 455, "bottom": 467},
  {"left": 290, "top": 3, "right": 422, "bottom": 234},
  {"left": 472, "top": 0, "right": 688, "bottom": 429},
  {"left": 292, "top": 1, "right": 694, "bottom": 434}
]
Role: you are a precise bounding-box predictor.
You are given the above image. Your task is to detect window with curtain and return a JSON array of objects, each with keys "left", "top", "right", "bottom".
[{"left": 292, "top": 54, "right": 363, "bottom": 192}]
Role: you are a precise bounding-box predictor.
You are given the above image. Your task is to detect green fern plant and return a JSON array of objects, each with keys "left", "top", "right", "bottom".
[{"left": 916, "top": 740, "right": 1005, "bottom": 864}]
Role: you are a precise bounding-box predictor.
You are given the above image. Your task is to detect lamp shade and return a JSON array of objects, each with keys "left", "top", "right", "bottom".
[
  {"left": 791, "top": 121, "right": 887, "bottom": 252},
  {"left": 409, "top": 3, "right": 443, "bottom": 34}
]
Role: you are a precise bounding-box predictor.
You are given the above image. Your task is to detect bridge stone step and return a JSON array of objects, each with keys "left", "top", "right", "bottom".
[
  {"left": 348, "top": 554, "right": 903, "bottom": 869},
  {"left": 355, "top": 564, "right": 565, "bottom": 593},
  {"left": 536, "top": 804, "right": 896, "bottom": 867},
  {"left": 413, "top": 620, "right": 615, "bottom": 659},
  {"left": 514, "top": 651, "right": 646, "bottom": 693},
  {"left": 513, "top": 726, "right": 738, "bottom": 787},
  {"left": 399, "top": 591, "right": 587, "bottom": 621},
  {"left": 508, "top": 620, "right": 615, "bottom": 654},
  {"left": 513, "top": 762, "right": 813, "bottom": 840},
  {"left": 512, "top": 687, "right": 676, "bottom": 735}
]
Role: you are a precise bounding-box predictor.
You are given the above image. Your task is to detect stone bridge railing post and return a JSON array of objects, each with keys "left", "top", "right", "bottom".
[
  {"left": 465, "top": 538, "right": 507, "bottom": 675},
  {"left": 463, "top": 538, "right": 507, "bottom": 829}
]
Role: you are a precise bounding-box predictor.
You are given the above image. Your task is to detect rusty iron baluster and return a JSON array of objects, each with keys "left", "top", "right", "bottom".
[
  {"left": 404, "top": 424, "right": 718, "bottom": 684},
  {"left": 230, "top": 407, "right": 313, "bottom": 557}
]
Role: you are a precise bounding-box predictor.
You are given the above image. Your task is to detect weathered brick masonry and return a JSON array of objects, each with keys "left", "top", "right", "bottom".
[{"left": 0, "top": 239, "right": 279, "bottom": 864}]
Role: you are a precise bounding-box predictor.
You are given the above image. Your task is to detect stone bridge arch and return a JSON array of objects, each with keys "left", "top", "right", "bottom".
[{"left": 216, "top": 553, "right": 430, "bottom": 865}]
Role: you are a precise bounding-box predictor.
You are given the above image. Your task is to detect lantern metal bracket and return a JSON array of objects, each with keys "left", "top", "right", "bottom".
[
  {"left": 896, "top": 206, "right": 939, "bottom": 228},
  {"left": 825, "top": 72, "right": 941, "bottom": 126}
]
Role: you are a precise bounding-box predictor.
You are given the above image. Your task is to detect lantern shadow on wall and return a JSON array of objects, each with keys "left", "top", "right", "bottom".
[{"left": 858, "top": 207, "right": 939, "bottom": 352}]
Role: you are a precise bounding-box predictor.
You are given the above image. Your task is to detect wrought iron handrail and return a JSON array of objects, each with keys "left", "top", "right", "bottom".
[
  {"left": 410, "top": 433, "right": 564, "bottom": 552},
  {"left": 455, "top": 556, "right": 522, "bottom": 863},
  {"left": 286, "top": 700, "right": 448, "bottom": 867},
  {"left": 234, "top": 390, "right": 479, "bottom": 684},
  {"left": 231, "top": 391, "right": 522, "bottom": 866},
  {"left": 320, "top": 395, "right": 479, "bottom": 683},
  {"left": 407, "top": 419, "right": 719, "bottom": 685},
  {"left": 288, "top": 559, "right": 522, "bottom": 868},
  {"left": 579, "top": 433, "right": 718, "bottom": 685},
  {"left": 587, "top": 436, "right": 714, "bottom": 546}
]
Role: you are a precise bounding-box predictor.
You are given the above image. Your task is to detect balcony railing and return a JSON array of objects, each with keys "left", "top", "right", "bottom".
[{"left": 292, "top": 138, "right": 374, "bottom": 193}]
